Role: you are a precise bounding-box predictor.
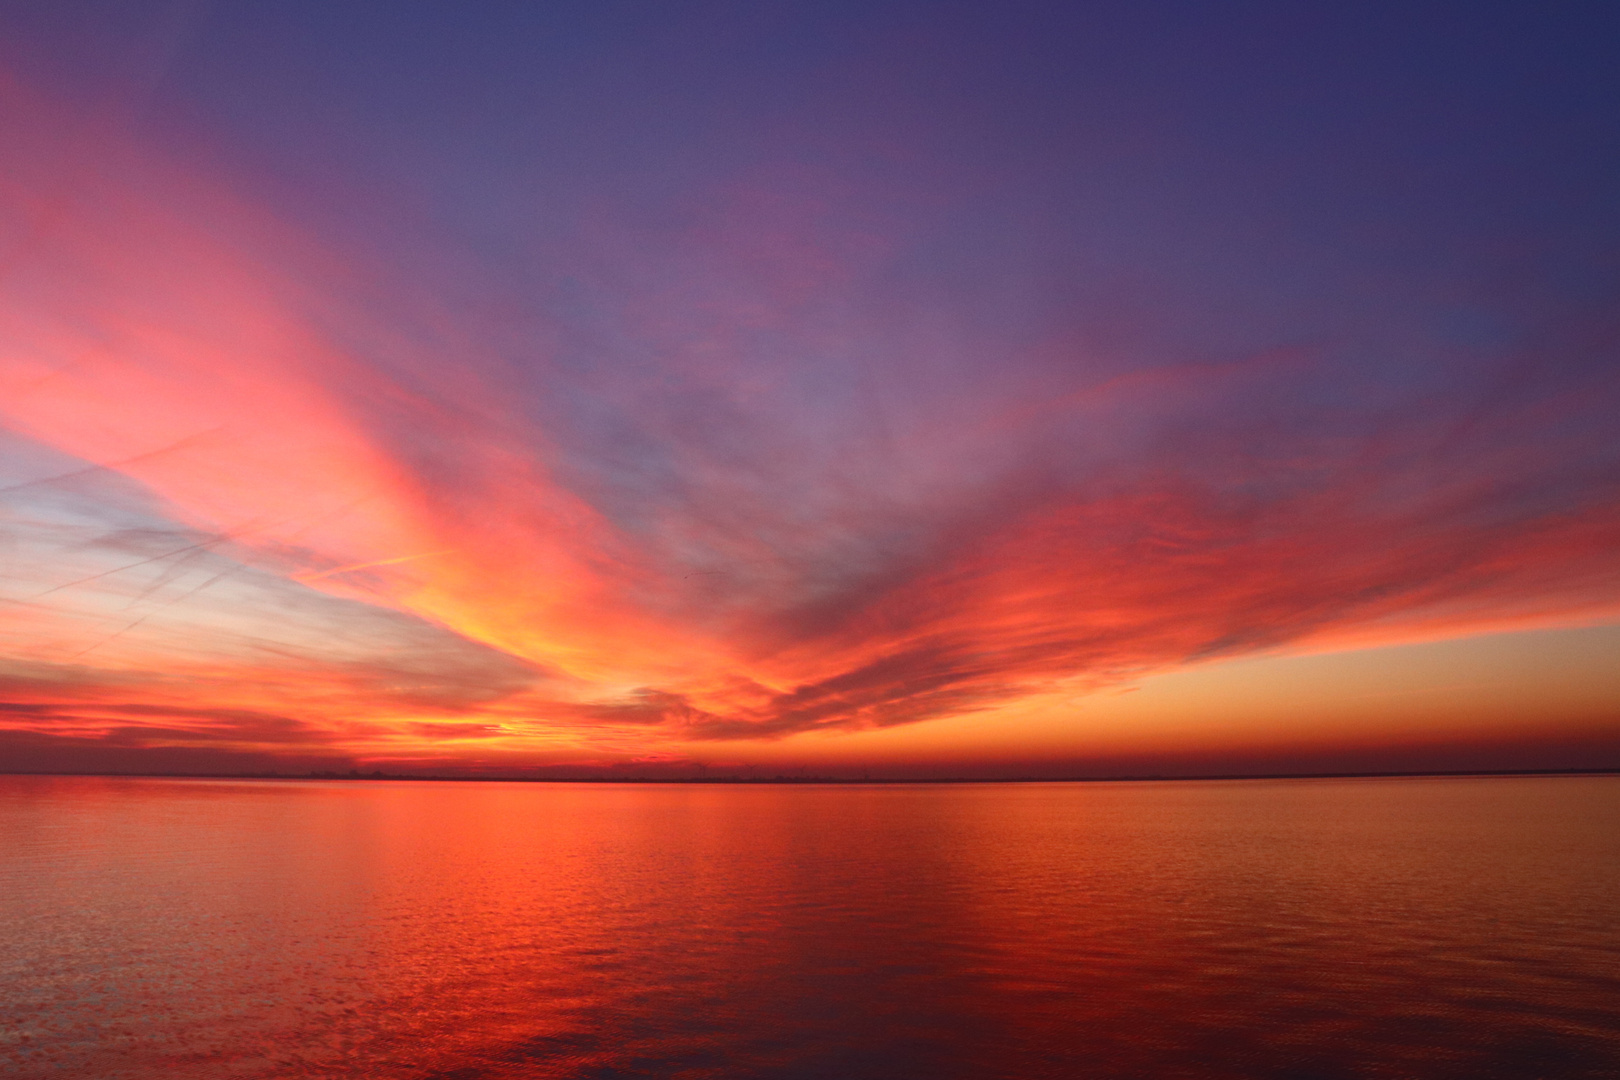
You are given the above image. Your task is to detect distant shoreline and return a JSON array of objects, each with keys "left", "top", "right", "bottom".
[{"left": 3, "top": 768, "right": 1617, "bottom": 785}]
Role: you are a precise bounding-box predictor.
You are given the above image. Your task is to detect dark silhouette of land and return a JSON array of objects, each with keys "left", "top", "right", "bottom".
[{"left": 2, "top": 768, "right": 1617, "bottom": 784}]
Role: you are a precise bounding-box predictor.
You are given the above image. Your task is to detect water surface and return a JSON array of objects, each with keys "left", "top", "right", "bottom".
[{"left": 2, "top": 775, "right": 1617, "bottom": 1078}]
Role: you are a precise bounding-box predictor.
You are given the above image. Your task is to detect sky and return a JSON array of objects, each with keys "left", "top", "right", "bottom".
[{"left": 0, "top": 0, "right": 1617, "bottom": 778}]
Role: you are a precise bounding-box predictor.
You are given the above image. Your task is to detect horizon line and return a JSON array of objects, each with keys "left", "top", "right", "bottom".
[{"left": 4, "top": 767, "right": 1618, "bottom": 785}]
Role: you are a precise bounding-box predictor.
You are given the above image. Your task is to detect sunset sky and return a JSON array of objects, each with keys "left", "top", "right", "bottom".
[{"left": 1, "top": 1, "right": 1617, "bottom": 777}]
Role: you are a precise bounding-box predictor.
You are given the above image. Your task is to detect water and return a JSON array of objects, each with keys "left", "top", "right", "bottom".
[{"left": 1, "top": 775, "right": 1617, "bottom": 1079}]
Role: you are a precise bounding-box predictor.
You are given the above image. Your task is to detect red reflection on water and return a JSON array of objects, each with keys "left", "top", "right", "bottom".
[{"left": 1, "top": 776, "right": 1618, "bottom": 1079}]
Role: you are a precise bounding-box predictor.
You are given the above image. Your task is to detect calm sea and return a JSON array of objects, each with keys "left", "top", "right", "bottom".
[{"left": 1, "top": 775, "right": 1617, "bottom": 1079}]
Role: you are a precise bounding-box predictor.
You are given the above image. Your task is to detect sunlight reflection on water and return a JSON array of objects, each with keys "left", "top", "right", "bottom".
[{"left": 2, "top": 775, "right": 1618, "bottom": 1078}]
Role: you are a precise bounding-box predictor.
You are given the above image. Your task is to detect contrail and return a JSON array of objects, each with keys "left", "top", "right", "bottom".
[{"left": 293, "top": 550, "right": 455, "bottom": 584}]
